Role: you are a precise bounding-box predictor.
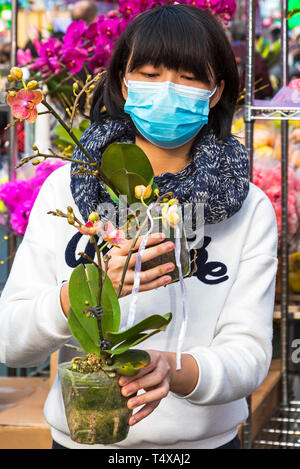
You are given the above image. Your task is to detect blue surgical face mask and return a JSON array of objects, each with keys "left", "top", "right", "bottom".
[{"left": 123, "top": 78, "right": 217, "bottom": 149}]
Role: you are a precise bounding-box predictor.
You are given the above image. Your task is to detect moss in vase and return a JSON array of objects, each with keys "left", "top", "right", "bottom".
[{"left": 59, "top": 362, "right": 132, "bottom": 445}]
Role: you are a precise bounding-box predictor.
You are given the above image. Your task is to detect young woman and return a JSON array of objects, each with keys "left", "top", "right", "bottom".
[{"left": 0, "top": 5, "right": 278, "bottom": 449}]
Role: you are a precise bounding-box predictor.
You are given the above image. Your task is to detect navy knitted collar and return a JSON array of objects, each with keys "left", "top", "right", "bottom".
[{"left": 70, "top": 117, "right": 249, "bottom": 224}]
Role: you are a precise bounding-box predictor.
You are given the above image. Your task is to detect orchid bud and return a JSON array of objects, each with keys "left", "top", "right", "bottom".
[
  {"left": 32, "top": 144, "right": 38, "bottom": 151},
  {"left": 168, "top": 211, "right": 180, "bottom": 227},
  {"left": 9, "top": 67, "right": 23, "bottom": 81},
  {"left": 27, "top": 80, "right": 38, "bottom": 89},
  {"left": 168, "top": 198, "right": 179, "bottom": 206},
  {"left": 67, "top": 206, "right": 73, "bottom": 214},
  {"left": 73, "top": 82, "right": 79, "bottom": 95},
  {"left": 88, "top": 211, "right": 99, "bottom": 223},
  {"left": 134, "top": 184, "right": 152, "bottom": 200},
  {"left": 32, "top": 158, "right": 41, "bottom": 166},
  {"left": 67, "top": 217, "right": 75, "bottom": 225},
  {"left": 7, "top": 75, "right": 14, "bottom": 82}
]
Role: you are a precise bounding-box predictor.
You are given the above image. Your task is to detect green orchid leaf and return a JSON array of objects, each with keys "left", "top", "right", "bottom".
[
  {"left": 68, "top": 263, "right": 120, "bottom": 354},
  {"left": 79, "top": 119, "right": 90, "bottom": 132},
  {"left": 106, "top": 313, "right": 172, "bottom": 353},
  {"left": 68, "top": 264, "right": 100, "bottom": 352},
  {"left": 107, "top": 331, "right": 162, "bottom": 355},
  {"left": 53, "top": 138, "right": 75, "bottom": 151},
  {"left": 100, "top": 273, "right": 121, "bottom": 336},
  {"left": 100, "top": 143, "right": 157, "bottom": 205},
  {"left": 108, "top": 169, "right": 149, "bottom": 205},
  {"left": 68, "top": 307, "right": 100, "bottom": 355},
  {"left": 53, "top": 125, "right": 83, "bottom": 145},
  {"left": 104, "top": 184, "right": 120, "bottom": 205},
  {"left": 102, "top": 349, "right": 150, "bottom": 376},
  {"left": 64, "top": 344, "right": 85, "bottom": 354},
  {"left": 101, "top": 142, "right": 154, "bottom": 182}
]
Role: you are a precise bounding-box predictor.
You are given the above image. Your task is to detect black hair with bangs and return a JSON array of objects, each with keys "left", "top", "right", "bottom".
[{"left": 90, "top": 4, "right": 240, "bottom": 142}]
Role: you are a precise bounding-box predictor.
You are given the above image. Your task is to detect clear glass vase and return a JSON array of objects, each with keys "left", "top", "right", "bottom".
[{"left": 59, "top": 362, "right": 132, "bottom": 445}]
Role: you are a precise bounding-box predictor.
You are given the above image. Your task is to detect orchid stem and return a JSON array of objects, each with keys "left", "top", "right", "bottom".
[
  {"left": 117, "top": 198, "right": 160, "bottom": 298},
  {"left": 69, "top": 72, "right": 103, "bottom": 130},
  {"left": 41, "top": 97, "right": 118, "bottom": 193},
  {"left": 90, "top": 235, "right": 104, "bottom": 347}
]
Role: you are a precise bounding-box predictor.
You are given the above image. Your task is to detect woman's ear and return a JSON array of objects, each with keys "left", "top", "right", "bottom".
[
  {"left": 210, "top": 80, "right": 225, "bottom": 109},
  {"left": 120, "top": 71, "right": 127, "bottom": 101}
]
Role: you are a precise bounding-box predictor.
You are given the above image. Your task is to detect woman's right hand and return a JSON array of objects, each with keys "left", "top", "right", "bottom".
[
  {"left": 60, "top": 233, "right": 175, "bottom": 317},
  {"left": 106, "top": 232, "right": 175, "bottom": 297}
]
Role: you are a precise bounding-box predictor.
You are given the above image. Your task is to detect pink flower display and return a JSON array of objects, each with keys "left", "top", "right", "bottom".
[
  {"left": 21, "top": 0, "right": 236, "bottom": 78},
  {"left": 253, "top": 163, "right": 300, "bottom": 242},
  {"left": 10, "top": 199, "right": 35, "bottom": 236},
  {"left": 29, "top": 38, "right": 62, "bottom": 77},
  {"left": 99, "top": 18, "right": 120, "bottom": 39},
  {"left": 0, "top": 160, "right": 65, "bottom": 236},
  {"left": 88, "top": 40, "right": 111, "bottom": 72},
  {"left": 63, "top": 20, "right": 87, "bottom": 47},
  {"left": 119, "top": 0, "right": 144, "bottom": 18},
  {"left": 61, "top": 47, "right": 89, "bottom": 74},
  {"left": 7, "top": 89, "right": 43, "bottom": 124},
  {"left": 17, "top": 48, "right": 33, "bottom": 67}
]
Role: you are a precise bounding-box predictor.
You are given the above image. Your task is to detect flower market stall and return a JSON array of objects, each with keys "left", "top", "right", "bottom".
[{"left": 242, "top": 0, "right": 300, "bottom": 449}]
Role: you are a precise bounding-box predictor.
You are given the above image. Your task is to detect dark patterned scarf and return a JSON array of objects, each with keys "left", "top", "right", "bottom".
[{"left": 70, "top": 117, "right": 249, "bottom": 225}]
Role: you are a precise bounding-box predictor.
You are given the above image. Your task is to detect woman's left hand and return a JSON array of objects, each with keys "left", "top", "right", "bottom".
[{"left": 118, "top": 350, "right": 173, "bottom": 426}]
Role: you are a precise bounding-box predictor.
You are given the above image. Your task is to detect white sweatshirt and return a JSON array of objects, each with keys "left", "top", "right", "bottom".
[{"left": 0, "top": 163, "right": 278, "bottom": 449}]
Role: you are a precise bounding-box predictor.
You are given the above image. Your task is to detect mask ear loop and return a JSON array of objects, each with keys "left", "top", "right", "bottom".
[
  {"left": 123, "top": 76, "right": 128, "bottom": 88},
  {"left": 209, "top": 85, "right": 217, "bottom": 98}
]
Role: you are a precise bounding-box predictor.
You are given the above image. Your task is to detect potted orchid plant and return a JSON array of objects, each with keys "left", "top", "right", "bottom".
[{"left": 5, "top": 66, "right": 192, "bottom": 445}]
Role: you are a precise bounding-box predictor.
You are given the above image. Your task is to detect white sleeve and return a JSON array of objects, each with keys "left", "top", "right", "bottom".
[
  {"left": 0, "top": 172, "right": 72, "bottom": 368},
  {"left": 177, "top": 194, "right": 278, "bottom": 405}
]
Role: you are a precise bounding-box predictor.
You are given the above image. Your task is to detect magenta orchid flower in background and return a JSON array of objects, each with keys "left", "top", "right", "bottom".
[
  {"left": 17, "top": 48, "right": 33, "bottom": 67},
  {"left": 0, "top": 161, "right": 65, "bottom": 236},
  {"left": 119, "top": 0, "right": 143, "bottom": 18},
  {"left": 62, "top": 47, "right": 89, "bottom": 74},
  {"left": 88, "top": 41, "right": 111, "bottom": 72},
  {"left": 117, "top": 16, "right": 132, "bottom": 35},
  {"left": 63, "top": 19, "right": 87, "bottom": 47},
  {"left": 99, "top": 17, "right": 120, "bottom": 40},
  {"left": 0, "top": 179, "right": 34, "bottom": 214},
  {"left": 10, "top": 199, "right": 35, "bottom": 236},
  {"left": 84, "top": 21, "right": 99, "bottom": 41},
  {"left": 7, "top": 89, "right": 43, "bottom": 124},
  {"left": 220, "top": 0, "right": 237, "bottom": 16},
  {"left": 17, "top": 0, "right": 237, "bottom": 79},
  {"left": 30, "top": 38, "right": 62, "bottom": 76}
]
